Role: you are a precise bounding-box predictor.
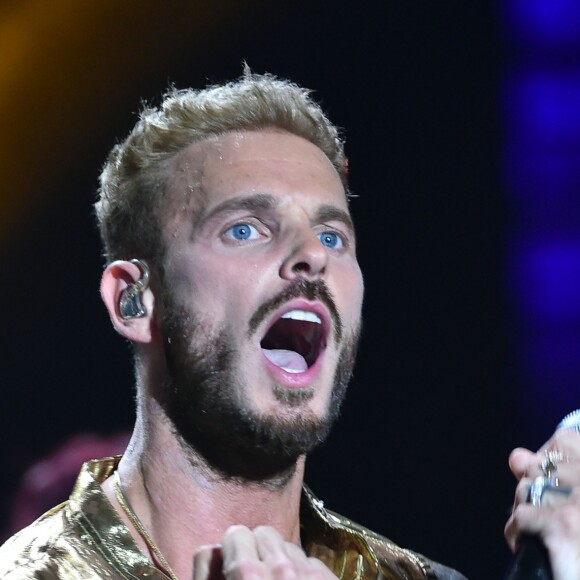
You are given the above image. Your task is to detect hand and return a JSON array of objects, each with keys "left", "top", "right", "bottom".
[
  {"left": 192, "top": 525, "right": 337, "bottom": 579},
  {"left": 505, "top": 429, "right": 580, "bottom": 580}
]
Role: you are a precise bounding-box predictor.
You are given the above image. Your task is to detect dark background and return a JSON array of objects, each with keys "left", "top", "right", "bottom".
[{"left": 0, "top": 1, "right": 544, "bottom": 578}]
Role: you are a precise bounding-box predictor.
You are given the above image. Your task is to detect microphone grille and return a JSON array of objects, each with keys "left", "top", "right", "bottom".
[{"left": 558, "top": 409, "right": 580, "bottom": 431}]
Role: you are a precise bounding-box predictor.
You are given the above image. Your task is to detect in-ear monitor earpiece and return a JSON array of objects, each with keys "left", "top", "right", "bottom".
[{"left": 119, "top": 259, "right": 150, "bottom": 320}]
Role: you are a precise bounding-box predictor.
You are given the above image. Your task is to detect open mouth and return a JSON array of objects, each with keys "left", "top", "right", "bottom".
[{"left": 260, "top": 309, "right": 326, "bottom": 374}]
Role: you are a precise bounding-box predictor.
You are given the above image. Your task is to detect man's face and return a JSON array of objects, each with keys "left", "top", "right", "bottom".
[{"left": 157, "top": 130, "right": 364, "bottom": 476}]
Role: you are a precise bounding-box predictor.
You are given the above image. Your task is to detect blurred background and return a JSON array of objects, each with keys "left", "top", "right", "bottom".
[{"left": 1, "top": 1, "right": 580, "bottom": 578}]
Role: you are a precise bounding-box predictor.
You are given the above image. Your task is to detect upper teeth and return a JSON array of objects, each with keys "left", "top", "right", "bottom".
[{"left": 281, "top": 310, "right": 321, "bottom": 324}]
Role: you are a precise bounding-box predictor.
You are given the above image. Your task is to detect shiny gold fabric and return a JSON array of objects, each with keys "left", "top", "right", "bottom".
[{"left": 0, "top": 457, "right": 439, "bottom": 579}]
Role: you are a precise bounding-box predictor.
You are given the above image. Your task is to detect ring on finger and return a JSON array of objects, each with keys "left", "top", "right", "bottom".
[
  {"left": 540, "top": 449, "right": 565, "bottom": 479},
  {"left": 528, "top": 475, "right": 572, "bottom": 507}
]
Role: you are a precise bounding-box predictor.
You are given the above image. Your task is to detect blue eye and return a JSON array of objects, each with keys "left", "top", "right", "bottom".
[
  {"left": 318, "top": 231, "right": 343, "bottom": 249},
  {"left": 225, "top": 223, "right": 260, "bottom": 241}
]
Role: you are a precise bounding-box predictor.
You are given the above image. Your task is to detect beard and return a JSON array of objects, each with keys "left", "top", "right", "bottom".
[{"left": 157, "top": 279, "right": 360, "bottom": 481}]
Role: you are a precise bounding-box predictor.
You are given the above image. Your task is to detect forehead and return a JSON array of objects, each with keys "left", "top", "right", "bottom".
[{"left": 167, "top": 129, "right": 348, "bottom": 213}]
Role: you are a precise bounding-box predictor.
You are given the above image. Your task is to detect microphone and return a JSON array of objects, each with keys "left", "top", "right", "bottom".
[{"left": 504, "top": 409, "right": 580, "bottom": 580}]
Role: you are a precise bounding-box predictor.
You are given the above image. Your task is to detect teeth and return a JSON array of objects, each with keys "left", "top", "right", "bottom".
[{"left": 281, "top": 310, "right": 321, "bottom": 324}]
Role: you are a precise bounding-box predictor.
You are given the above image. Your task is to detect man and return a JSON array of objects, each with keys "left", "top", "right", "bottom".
[{"left": 0, "top": 71, "right": 578, "bottom": 579}]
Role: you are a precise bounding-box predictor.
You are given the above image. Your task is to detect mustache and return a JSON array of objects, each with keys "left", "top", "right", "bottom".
[{"left": 248, "top": 279, "right": 343, "bottom": 344}]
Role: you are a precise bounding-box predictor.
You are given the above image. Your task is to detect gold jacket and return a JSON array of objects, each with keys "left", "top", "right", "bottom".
[{"left": 0, "top": 457, "right": 465, "bottom": 579}]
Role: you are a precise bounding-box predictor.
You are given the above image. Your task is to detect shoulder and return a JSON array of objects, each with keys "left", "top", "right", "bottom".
[
  {"left": 328, "top": 509, "right": 468, "bottom": 580},
  {"left": 0, "top": 503, "right": 70, "bottom": 578},
  {"left": 0, "top": 500, "right": 119, "bottom": 579}
]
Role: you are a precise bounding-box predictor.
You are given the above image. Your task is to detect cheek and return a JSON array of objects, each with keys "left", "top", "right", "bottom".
[
  {"left": 338, "top": 266, "right": 364, "bottom": 324},
  {"left": 196, "top": 261, "right": 263, "bottom": 323}
]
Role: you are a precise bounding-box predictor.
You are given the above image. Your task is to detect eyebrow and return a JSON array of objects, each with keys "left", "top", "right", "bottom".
[
  {"left": 313, "top": 204, "right": 355, "bottom": 233},
  {"left": 192, "top": 193, "right": 276, "bottom": 234},
  {"left": 192, "top": 193, "right": 355, "bottom": 236}
]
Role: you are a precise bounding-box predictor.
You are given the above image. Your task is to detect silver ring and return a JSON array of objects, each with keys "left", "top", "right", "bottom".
[
  {"left": 541, "top": 449, "right": 564, "bottom": 479},
  {"left": 528, "top": 476, "right": 571, "bottom": 507}
]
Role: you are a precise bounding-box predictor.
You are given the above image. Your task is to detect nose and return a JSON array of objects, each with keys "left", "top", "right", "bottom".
[{"left": 279, "top": 227, "right": 328, "bottom": 281}]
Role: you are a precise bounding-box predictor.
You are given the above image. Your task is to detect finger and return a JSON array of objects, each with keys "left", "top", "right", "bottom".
[
  {"left": 507, "top": 502, "right": 580, "bottom": 580},
  {"left": 284, "top": 543, "right": 337, "bottom": 578},
  {"left": 509, "top": 448, "right": 535, "bottom": 479},
  {"left": 513, "top": 475, "right": 577, "bottom": 513},
  {"left": 505, "top": 501, "right": 545, "bottom": 551},
  {"left": 511, "top": 502, "right": 580, "bottom": 545},
  {"left": 513, "top": 477, "right": 533, "bottom": 508},
  {"left": 538, "top": 485, "right": 575, "bottom": 508},
  {"left": 221, "top": 525, "right": 268, "bottom": 579},
  {"left": 253, "top": 526, "right": 300, "bottom": 579},
  {"left": 252, "top": 527, "right": 336, "bottom": 579},
  {"left": 505, "top": 503, "right": 551, "bottom": 552},
  {"left": 523, "top": 451, "right": 580, "bottom": 485},
  {"left": 506, "top": 490, "right": 580, "bottom": 543},
  {"left": 193, "top": 544, "right": 223, "bottom": 580}
]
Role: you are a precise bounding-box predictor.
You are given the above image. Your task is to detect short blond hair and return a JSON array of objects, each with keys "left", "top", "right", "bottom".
[{"left": 95, "top": 69, "right": 348, "bottom": 264}]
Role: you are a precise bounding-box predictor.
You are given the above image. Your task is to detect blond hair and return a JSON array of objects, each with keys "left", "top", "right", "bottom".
[{"left": 95, "top": 69, "right": 348, "bottom": 264}]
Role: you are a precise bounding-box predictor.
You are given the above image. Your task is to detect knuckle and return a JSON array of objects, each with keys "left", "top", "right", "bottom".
[
  {"left": 253, "top": 525, "right": 279, "bottom": 539},
  {"left": 195, "top": 543, "right": 217, "bottom": 555},
  {"left": 226, "top": 560, "right": 267, "bottom": 579},
  {"left": 272, "top": 559, "right": 298, "bottom": 579},
  {"left": 510, "top": 504, "right": 526, "bottom": 526},
  {"left": 225, "top": 524, "right": 250, "bottom": 538}
]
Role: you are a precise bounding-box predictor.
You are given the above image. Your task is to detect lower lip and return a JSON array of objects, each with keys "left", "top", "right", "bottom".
[{"left": 261, "top": 350, "right": 325, "bottom": 388}]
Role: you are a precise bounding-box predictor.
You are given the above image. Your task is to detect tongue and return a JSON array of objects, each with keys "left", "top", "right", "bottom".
[{"left": 262, "top": 348, "right": 308, "bottom": 373}]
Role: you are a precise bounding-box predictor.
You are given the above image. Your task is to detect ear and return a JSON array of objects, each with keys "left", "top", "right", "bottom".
[{"left": 100, "top": 260, "right": 157, "bottom": 343}]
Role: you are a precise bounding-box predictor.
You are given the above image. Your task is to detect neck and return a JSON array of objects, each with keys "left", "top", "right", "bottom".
[{"left": 103, "top": 398, "right": 305, "bottom": 580}]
